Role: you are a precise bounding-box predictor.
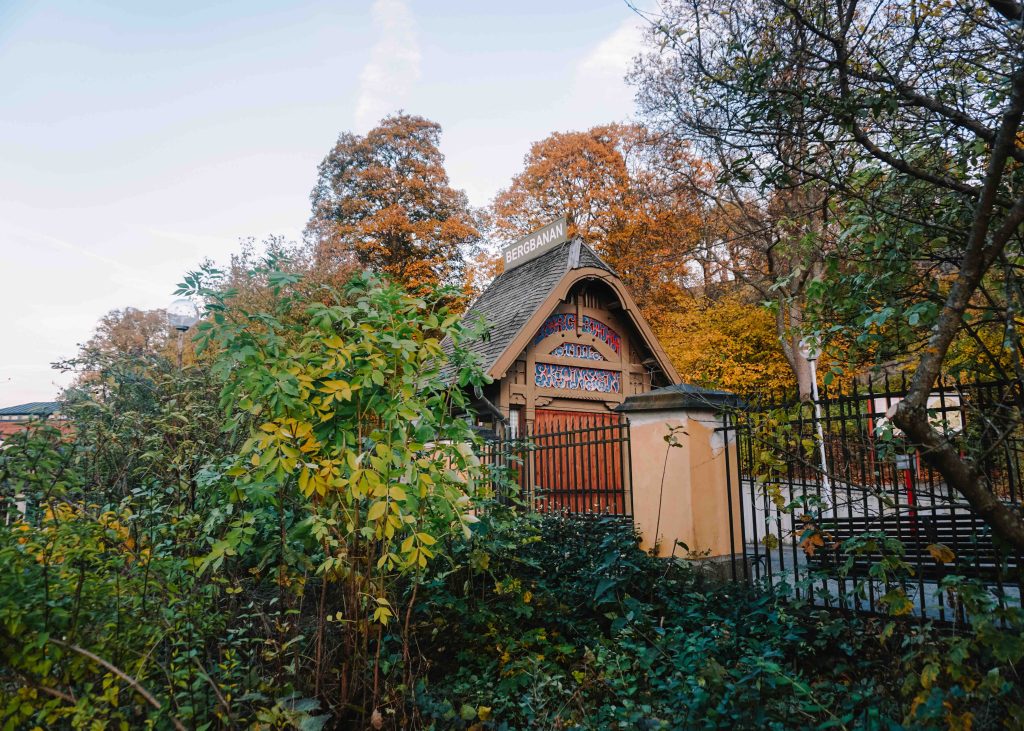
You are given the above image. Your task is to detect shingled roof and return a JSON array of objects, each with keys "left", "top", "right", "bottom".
[
  {"left": 0, "top": 402, "right": 60, "bottom": 418},
  {"left": 448, "top": 239, "right": 614, "bottom": 378}
]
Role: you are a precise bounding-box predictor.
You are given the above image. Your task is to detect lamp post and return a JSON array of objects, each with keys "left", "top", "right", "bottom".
[
  {"left": 167, "top": 298, "right": 199, "bottom": 368},
  {"left": 799, "top": 337, "right": 833, "bottom": 508}
]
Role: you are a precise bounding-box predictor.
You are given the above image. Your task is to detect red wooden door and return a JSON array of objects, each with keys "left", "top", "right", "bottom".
[{"left": 532, "top": 409, "right": 625, "bottom": 514}]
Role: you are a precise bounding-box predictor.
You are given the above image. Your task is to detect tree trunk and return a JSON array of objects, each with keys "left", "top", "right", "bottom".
[
  {"left": 893, "top": 399, "right": 1024, "bottom": 551},
  {"left": 776, "top": 297, "right": 815, "bottom": 400}
]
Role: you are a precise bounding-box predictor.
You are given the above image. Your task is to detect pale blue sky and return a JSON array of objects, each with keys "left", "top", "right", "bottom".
[{"left": 0, "top": 0, "right": 650, "bottom": 403}]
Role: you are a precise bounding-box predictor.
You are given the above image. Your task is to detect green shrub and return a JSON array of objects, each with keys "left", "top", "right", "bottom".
[{"left": 411, "top": 512, "right": 1020, "bottom": 730}]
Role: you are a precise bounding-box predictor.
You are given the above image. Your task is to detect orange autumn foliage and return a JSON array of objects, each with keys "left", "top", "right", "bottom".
[
  {"left": 307, "top": 113, "right": 480, "bottom": 291},
  {"left": 657, "top": 293, "right": 795, "bottom": 396},
  {"left": 490, "top": 124, "right": 708, "bottom": 321}
]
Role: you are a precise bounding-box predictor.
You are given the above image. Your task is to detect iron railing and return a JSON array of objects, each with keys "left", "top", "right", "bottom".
[
  {"left": 478, "top": 414, "right": 632, "bottom": 516},
  {"left": 721, "top": 376, "right": 1023, "bottom": 625}
]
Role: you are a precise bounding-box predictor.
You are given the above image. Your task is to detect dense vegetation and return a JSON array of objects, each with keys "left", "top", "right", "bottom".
[
  {"left": 6, "top": 0, "right": 1024, "bottom": 722},
  {"left": 0, "top": 262, "right": 492, "bottom": 728},
  {"left": 1, "top": 259, "right": 1021, "bottom": 729},
  {"left": 412, "top": 513, "right": 1023, "bottom": 730}
]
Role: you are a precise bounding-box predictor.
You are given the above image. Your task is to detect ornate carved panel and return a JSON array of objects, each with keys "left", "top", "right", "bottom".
[
  {"left": 549, "top": 343, "right": 605, "bottom": 361},
  {"left": 531, "top": 313, "right": 622, "bottom": 353},
  {"left": 534, "top": 363, "right": 621, "bottom": 393}
]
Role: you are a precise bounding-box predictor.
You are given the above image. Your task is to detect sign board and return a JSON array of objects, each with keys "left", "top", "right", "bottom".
[{"left": 502, "top": 217, "right": 568, "bottom": 271}]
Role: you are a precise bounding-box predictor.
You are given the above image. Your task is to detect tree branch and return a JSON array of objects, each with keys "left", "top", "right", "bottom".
[{"left": 51, "top": 639, "right": 187, "bottom": 731}]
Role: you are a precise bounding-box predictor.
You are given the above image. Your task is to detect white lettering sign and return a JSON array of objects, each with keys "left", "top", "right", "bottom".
[{"left": 501, "top": 218, "right": 568, "bottom": 271}]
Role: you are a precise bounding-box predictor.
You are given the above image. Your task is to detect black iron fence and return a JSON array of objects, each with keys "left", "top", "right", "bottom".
[
  {"left": 721, "top": 376, "right": 1023, "bottom": 624},
  {"left": 478, "top": 414, "right": 632, "bottom": 516}
]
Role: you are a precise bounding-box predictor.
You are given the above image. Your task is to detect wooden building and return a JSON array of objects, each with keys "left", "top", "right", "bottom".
[{"left": 454, "top": 236, "right": 679, "bottom": 439}]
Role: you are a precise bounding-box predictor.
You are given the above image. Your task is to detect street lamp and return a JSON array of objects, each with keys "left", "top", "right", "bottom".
[
  {"left": 799, "top": 337, "right": 833, "bottom": 508},
  {"left": 167, "top": 298, "right": 199, "bottom": 367}
]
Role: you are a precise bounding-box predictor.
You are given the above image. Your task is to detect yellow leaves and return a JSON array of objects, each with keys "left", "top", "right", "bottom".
[
  {"left": 927, "top": 543, "right": 955, "bottom": 564},
  {"left": 371, "top": 597, "right": 393, "bottom": 626},
  {"left": 920, "top": 662, "right": 941, "bottom": 689},
  {"left": 397, "top": 532, "right": 436, "bottom": 568},
  {"left": 384, "top": 514, "right": 402, "bottom": 540},
  {"left": 406, "top": 546, "right": 433, "bottom": 568},
  {"left": 247, "top": 419, "right": 323, "bottom": 485},
  {"left": 298, "top": 468, "right": 312, "bottom": 496},
  {"left": 367, "top": 501, "right": 387, "bottom": 521},
  {"left": 658, "top": 294, "right": 795, "bottom": 395},
  {"left": 321, "top": 379, "right": 353, "bottom": 401}
]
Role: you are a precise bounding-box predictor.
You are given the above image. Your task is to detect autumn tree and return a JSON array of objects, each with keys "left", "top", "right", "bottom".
[
  {"left": 660, "top": 293, "right": 795, "bottom": 395},
  {"left": 490, "top": 124, "right": 706, "bottom": 317},
  {"left": 631, "top": 2, "right": 841, "bottom": 399},
  {"left": 63, "top": 306, "right": 184, "bottom": 384},
  {"left": 636, "top": 0, "right": 1024, "bottom": 550},
  {"left": 307, "top": 113, "right": 480, "bottom": 291},
  {"left": 86, "top": 307, "right": 177, "bottom": 357}
]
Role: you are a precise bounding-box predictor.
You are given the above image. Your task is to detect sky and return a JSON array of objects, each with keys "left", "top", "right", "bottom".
[{"left": 0, "top": 0, "right": 652, "bottom": 404}]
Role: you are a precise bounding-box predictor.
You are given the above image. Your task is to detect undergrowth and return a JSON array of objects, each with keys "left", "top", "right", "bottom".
[{"left": 409, "top": 512, "right": 1021, "bottom": 730}]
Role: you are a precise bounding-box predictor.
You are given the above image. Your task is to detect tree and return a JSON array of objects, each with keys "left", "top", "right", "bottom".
[
  {"left": 490, "top": 124, "right": 706, "bottom": 318},
  {"left": 307, "top": 113, "right": 481, "bottom": 291},
  {"left": 64, "top": 306, "right": 195, "bottom": 390},
  {"left": 84, "top": 307, "right": 173, "bottom": 358},
  {"left": 631, "top": 2, "right": 840, "bottom": 399},
  {"left": 634, "top": 0, "right": 1024, "bottom": 550},
  {"left": 660, "top": 293, "right": 795, "bottom": 395}
]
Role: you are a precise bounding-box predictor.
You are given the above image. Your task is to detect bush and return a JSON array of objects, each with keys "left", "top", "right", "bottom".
[{"left": 410, "top": 512, "right": 1019, "bottom": 730}]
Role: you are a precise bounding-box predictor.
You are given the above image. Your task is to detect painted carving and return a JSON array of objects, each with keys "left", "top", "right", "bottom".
[
  {"left": 549, "top": 342, "right": 605, "bottom": 361},
  {"left": 534, "top": 363, "right": 621, "bottom": 393},
  {"left": 531, "top": 313, "right": 621, "bottom": 353}
]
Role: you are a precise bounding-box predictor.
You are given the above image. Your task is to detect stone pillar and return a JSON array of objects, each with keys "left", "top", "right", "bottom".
[{"left": 616, "top": 385, "right": 742, "bottom": 564}]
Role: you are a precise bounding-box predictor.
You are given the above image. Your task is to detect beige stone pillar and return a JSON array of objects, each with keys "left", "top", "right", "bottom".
[{"left": 617, "top": 389, "right": 741, "bottom": 562}]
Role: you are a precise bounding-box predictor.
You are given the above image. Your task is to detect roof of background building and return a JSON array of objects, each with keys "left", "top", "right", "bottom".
[
  {"left": 445, "top": 239, "right": 614, "bottom": 378},
  {"left": 0, "top": 401, "right": 60, "bottom": 417},
  {"left": 615, "top": 383, "right": 741, "bottom": 412}
]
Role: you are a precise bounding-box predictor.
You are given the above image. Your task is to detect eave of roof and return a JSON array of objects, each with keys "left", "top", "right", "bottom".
[
  {"left": 442, "top": 239, "right": 613, "bottom": 377},
  {"left": 615, "top": 383, "right": 742, "bottom": 412}
]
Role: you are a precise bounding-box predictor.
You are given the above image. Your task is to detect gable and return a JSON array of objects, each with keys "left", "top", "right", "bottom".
[
  {"left": 447, "top": 239, "right": 678, "bottom": 388},
  {"left": 447, "top": 240, "right": 612, "bottom": 377}
]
